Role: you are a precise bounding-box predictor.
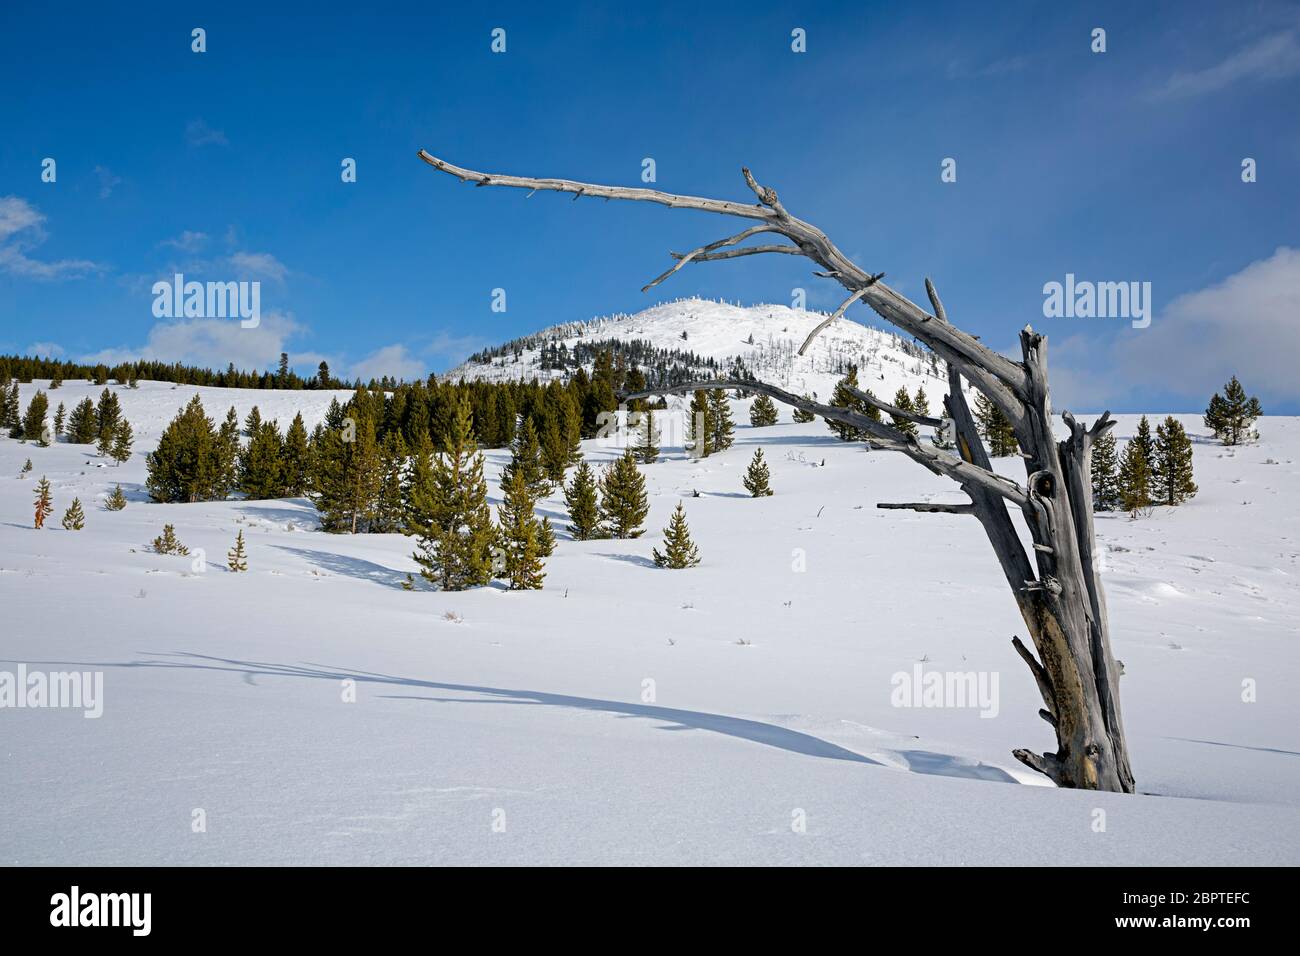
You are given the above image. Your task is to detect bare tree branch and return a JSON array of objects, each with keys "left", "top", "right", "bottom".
[
  {"left": 846, "top": 384, "right": 943, "bottom": 427},
  {"left": 797, "top": 275, "right": 884, "bottom": 356},
  {"left": 877, "top": 501, "right": 975, "bottom": 515}
]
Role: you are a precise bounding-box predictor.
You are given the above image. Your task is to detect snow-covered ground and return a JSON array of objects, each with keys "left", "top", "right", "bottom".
[{"left": 2, "top": 378, "right": 1298, "bottom": 865}]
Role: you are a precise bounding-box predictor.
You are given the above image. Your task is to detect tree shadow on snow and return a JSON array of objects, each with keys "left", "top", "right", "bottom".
[
  {"left": 271, "top": 545, "right": 409, "bottom": 589},
  {"left": 4, "top": 651, "right": 1031, "bottom": 784}
]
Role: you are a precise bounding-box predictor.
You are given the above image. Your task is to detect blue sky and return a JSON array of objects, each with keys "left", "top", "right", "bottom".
[{"left": 1, "top": 0, "right": 1298, "bottom": 411}]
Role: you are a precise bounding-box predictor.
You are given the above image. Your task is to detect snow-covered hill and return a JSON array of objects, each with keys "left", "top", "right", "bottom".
[
  {"left": 2, "top": 378, "right": 1298, "bottom": 865},
  {"left": 447, "top": 297, "right": 950, "bottom": 405}
]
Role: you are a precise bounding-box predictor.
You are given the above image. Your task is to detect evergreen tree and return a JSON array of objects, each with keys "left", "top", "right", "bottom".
[
  {"left": 792, "top": 395, "right": 816, "bottom": 424},
  {"left": 277, "top": 352, "right": 290, "bottom": 388},
  {"left": 61, "top": 497, "right": 85, "bottom": 530},
  {"left": 244, "top": 405, "right": 262, "bottom": 437},
  {"left": 110, "top": 418, "right": 133, "bottom": 465},
  {"left": 538, "top": 515, "right": 556, "bottom": 557},
  {"left": 146, "top": 395, "right": 225, "bottom": 502},
  {"left": 708, "top": 389, "right": 735, "bottom": 452},
  {"left": 106, "top": 484, "right": 127, "bottom": 511},
  {"left": 1090, "top": 430, "right": 1121, "bottom": 512},
  {"left": 50, "top": 374, "right": 62, "bottom": 389},
  {"left": 152, "top": 523, "right": 189, "bottom": 555},
  {"left": 743, "top": 447, "right": 774, "bottom": 497},
  {"left": 373, "top": 430, "right": 409, "bottom": 532},
  {"left": 96, "top": 424, "right": 114, "bottom": 457},
  {"left": 652, "top": 502, "right": 701, "bottom": 569},
  {"left": 227, "top": 530, "right": 248, "bottom": 571},
  {"left": 975, "top": 393, "right": 1018, "bottom": 457},
  {"left": 538, "top": 412, "right": 570, "bottom": 485},
  {"left": 564, "top": 459, "right": 602, "bottom": 540},
  {"left": 890, "top": 387, "right": 918, "bottom": 438},
  {"left": 94, "top": 388, "right": 121, "bottom": 445},
  {"left": 1152, "top": 416, "right": 1198, "bottom": 505},
  {"left": 33, "top": 476, "right": 53, "bottom": 528},
  {"left": 312, "top": 411, "right": 382, "bottom": 533},
  {"left": 599, "top": 449, "right": 649, "bottom": 539},
  {"left": 827, "top": 366, "right": 873, "bottom": 441},
  {"left": 1204, "top": 375, "right": 1262, "bottom": 446},
  {"left": 402, "top": 431, "right": 436, "bottom": 532},
  {"left": 21, "top": 458, "right": 32, "bottom": 475},
  {"left": 1, "top": 381, "right": 20, "bottom": 433},
  {"left": 317, "top": 361, "right": 332, "bottom": 388},
  {"left": 1117, "top": 439, "right": 1152, "bottom": 514},
  {"left": 22, "top": 390, "right": 49, "bottom": 444},
  {"left": 53, "top": 402, "right": 66, "bottom": 438},
  {"left": 409, "top": 398, "right": 495, "bottom": 589},
  {"left": 217, "top": 406, "right": 241, "bottom": 495},
  {"left": 282, "top": 412, "right": 311, "bottom": 496},
  {"left": 502, "top": 417, "right": 549, "bottom": 501},
  {"left": 687, "top": 390, "right": 713, "bottom": 457},
  {"left": 749, "top": 393, "right": 779, "bottom": 427},
  {"left": 67, "top": 397, "right": 97, "bottom": 444},
  {"left": 497, "top": 466, "right": 546, "bottom": 590},
  {"left": 239, "top": 419, "right": 287, "bottom": 499},
  {"left": 913, "top": 386, "right": 931, "bottom": 418},
  {"left": 634, "top": 407, "right": 660, "bottom": 464}
]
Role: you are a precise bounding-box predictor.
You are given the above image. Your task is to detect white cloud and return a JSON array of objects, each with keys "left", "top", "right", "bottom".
[
  {"left": 185, "top": 119, "right": 228, "bottom": 147},
  {"left": 1150, "top": 29, "right": 1300, "bottom": 100},
  {"left": 0, "top": 196, "right": 103, "bottom": 280},
  {"left": 1051, "top": 247, "right": 1300, "bottom": 409},
  {"left": 160, "top": 231, "right": 208, "bottom": 253},
  {"left": 229, "top": 251, "right": 287, "bottom": 282},
  {"left": 83, "top": 310, "right": 315, "bottom": 373},
  {"left": 94, "top": 166, "right": 121, "bottom": 199},
  {"left": 348, "top": 344, "right": 426, "bottom": 383},
  {"left": 26, "top": 341, "right": 65, "bottom": 358}
]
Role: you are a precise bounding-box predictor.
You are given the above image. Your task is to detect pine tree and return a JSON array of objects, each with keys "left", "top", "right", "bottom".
[
  {"left": 975, "top": 393, "right": 1018, "bottom": 457},
  {"left": 311, "top": 407, "right": 382, "bottom": 533},
  {"left": 564, "top": 460, "right": 602, "bottom": 540},
  {"left": 373, "top": 431, "right": 409, "bottom": 533},
  {"left": 97, "top": 424, "right": 114, "bottom": 457},
  {"left": 146, "top": 395, "right": 225, "bottom": 502},
  {"left": 1204, "top": 375, "right": 1262, "bottom": 446},
  {"left": 282, "top": 412, "right": 311, "bottom": 496},
  {"left": 497, "top": 466, "right": 546, "bottom": 590},
  {"left": 1152, "top": 416, "right": 1197, "bottom": 505},
  {"left": 33, "top": 476, "right": 53, "bottom": 528},
  {"left": 599, "top": 449, "right": 649, "bottom": 539},
  {"left": 709, "top": 389, "right": 735, "bottom": 452},
  {"left": 22, "top": 458, "right": 33, "bottom": 475},
  {"left": 792, "top": 395, "right": 816, "bottom": 424},
  {"left": 106, "top": 484, "right": 127, "bottom": 511},
  {"left": 687, "top": 390, "right": 714, "bottom": 457},
  {"left": 227, "top": 529, "right": 248, "bottom": 571},
  {"left": 244, "top": 405, "right": 262, "bottom": 437},
  {"left": 61, "top": 497, "right": 85, "bottom": 530},
  {"left": 743, "top": 447, "right": 774, "bottom": 497},
  {"left": 890, "top": 387, "right": 918, "bottom": 438},
  {"left": 1090, "top": 430, "right": 1121, "bottom": 512},
  {"left": 749, "top": 393, "right": 779, "bottom": 427},
  {"left": 1117, "top": 439, "right": 1152, "bottom": 515},
  {"left": 67, "top": 397, "right": 97, "bottom": 444},
  {"left": 22, "top": 390, "right": 49, "bottom": 444},
  {"left": 828, "top": 366, "right": 872, "bottom": 441},
  {"left": 538, "top": 412, "right": 570, "bottom": 485},
  {"left": 53, "top": 402, "right": 66, "bottom": 438},
  {"left": 2, "top": 381, "right": 20, "bottom": 434},
  {"left": 913, "top": 386, "right": 931, "bottom": 418},
  {"left": 217, "top": 406, "right": 241, "bottom": 495},
  {"left": 152, "top": 523, "right": 189, "bottom": 555},
  {"left": 501, "top": 417, "right": 549, "bottom": 500},
  {"left": 50, "top": 374, "right": 62, "bottom": 389},
  {"left": 538, "top": 515, "right": 556, "bottom": 557},
  {"left": 238, "top": 419, "right": 286, "bottom": 499},
  {"left": 409, "top": 398, "right": 495, "bottom": 590},
  {"left": 634, "top": 407, "right": 660, "bottom": 464},
  {"left": 652, "top": 502, "right": 701, "bottom": 568},
  {"left": 94, "top": 388, "right": 121, "bottom": 445}
]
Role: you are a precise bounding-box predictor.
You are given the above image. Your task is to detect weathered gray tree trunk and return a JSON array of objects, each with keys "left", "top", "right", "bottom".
[{"left": 418, "top": 151, "right": 1135, "bottom": 792}]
